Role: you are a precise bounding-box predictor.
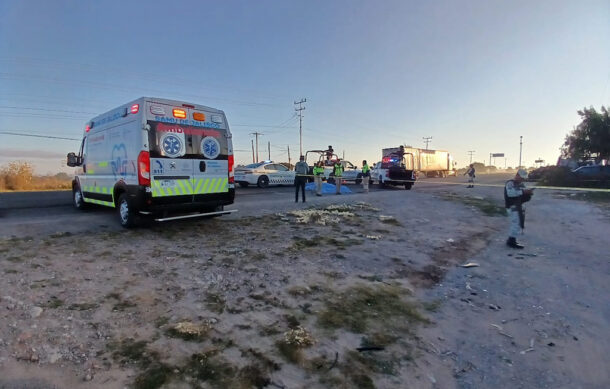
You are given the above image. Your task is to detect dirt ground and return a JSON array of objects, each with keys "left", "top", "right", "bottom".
[{"left": 0, "top": 183, "right": 608, "bottom": 389}]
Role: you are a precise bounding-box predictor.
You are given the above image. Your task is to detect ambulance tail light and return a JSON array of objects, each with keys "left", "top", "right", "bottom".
[
  {"left": 138, "top": 151, "right": 150, "bottom": 186},
  {"left": 173, "top": 109, "right": 187, "bottom": 119},
  {"left": 228, "top": 154, "right": 234, "bottom": 184}
]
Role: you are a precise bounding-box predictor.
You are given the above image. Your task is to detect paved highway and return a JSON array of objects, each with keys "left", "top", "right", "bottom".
[{"left": 0, "top": 174, "right": 515, "bottom": 237}]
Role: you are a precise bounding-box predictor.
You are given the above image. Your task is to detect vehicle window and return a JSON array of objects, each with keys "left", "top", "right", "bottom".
[
  {"left": 275, "top": 164, "right": 288, "bottom": 171},
  {"left": 245, "top": 162, "right": 264, "bottom": 169},
  {"left": 147, "top": 121, "right": 228, "bottom": 159},
  {"left": 264, "top": 165, "right": 275, "bottom": 170}
]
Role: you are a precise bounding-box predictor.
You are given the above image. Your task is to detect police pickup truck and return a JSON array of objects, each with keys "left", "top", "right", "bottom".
[
  {"left": 304, "top": 149, "right": 362, "bottom": 184},
  {"left": 371, "top": 147, "right": 416, "bottom": 189}
]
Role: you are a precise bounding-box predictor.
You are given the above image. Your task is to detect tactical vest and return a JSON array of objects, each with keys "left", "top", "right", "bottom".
[
  {"left": 334, "top": 164, "right": 343, "bottom": 176},
  {"left": 504, "top": 180, "right": 532, "bottom": 208}
]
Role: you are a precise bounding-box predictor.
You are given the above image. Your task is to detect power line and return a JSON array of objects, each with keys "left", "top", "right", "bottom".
[
  {"left": 0, "top": 131, "right": 80, "bottom": 141},
  {"left": 250, "top": 132, "right": 264, "bottom": 163},
  {"left": 467, "top": 150, "right": 475, "bottom": 164},
  {"left": 0, "top": 105, "right": 97, "bottom": 115},
  {"left": 294, "top": 98, "right": 306, "bottom": 156},
  {"left": 422, "top": 136, "right": 433, "bottom": 150}
]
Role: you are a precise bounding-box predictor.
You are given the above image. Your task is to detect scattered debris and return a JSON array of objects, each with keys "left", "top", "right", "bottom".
[
  {"left": 446, "top": 238, "right": 455, "bottom": 243},
  {"left": 356, "top": 346, "right": 385, "bottom": 352},
  {"left": 488, "top": 304, "right": 501, "bottom": 310},
  {"left": 460, "top": 262, "right": 480, "bottom": 268},
  {"left": 29, "top": 306, "right": 43, "bottom": 318},
  {"left": 366, "top": 235, "right": 381, "bottom": 240},
  {"left": 328, "top": 352, "right": 339, "bottom": 371},
  {"left": 282, "top": 326, "right": 315, "bottom": 347},
  {"left": 547, "top": 342, "right": 555, "bottom": 347}
]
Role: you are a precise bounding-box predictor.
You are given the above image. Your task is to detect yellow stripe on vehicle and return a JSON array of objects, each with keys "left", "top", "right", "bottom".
[
  {"left": 202, "top": 178, "right": 213, "bottom": 194},
  {"left": 98, "top": 161, "right": 108, "bottom": 167},
  {"left": 177, "top": 180, "right": 187, "bottom": 195},
  {"left": 195, "top": 178, "right": 204, "bottom": 194}
]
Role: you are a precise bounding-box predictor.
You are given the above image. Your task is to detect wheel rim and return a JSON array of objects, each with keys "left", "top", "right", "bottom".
[
  {"left": 119, "top": 201, "right": 129, "bottom": 223},
  {"left": 74, "top": 190, "right": 82, "bottom": 206}
]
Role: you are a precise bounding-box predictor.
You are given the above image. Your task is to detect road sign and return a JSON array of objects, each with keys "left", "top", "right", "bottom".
[
  {"left": 491, "top": 153, "right": 504, "bottom": 157},
  {"left": 535, "top": 159, "right": 544, "bottom": 163}
]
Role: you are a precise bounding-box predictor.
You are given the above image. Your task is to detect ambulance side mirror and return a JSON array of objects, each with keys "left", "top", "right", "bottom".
[{"left": 66, "top": 152, "right": 81, "bottom": 167}]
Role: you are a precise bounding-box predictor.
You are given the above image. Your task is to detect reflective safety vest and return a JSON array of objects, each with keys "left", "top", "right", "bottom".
[
  {"left": 334, "top": 164, "right": 343, "bottom": 177},
  {"left": 362, "top": 164, "right": 370, "bottom": 174},
  {"left": 313, "top": 166, "right": 325, "bottom": 176}
]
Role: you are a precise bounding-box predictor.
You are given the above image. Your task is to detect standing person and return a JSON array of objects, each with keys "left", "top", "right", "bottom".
[
  {"left": 313, "top": 161, "right": 325, "bottom": 196},
  {"left": 333, "top": 159, "right": 344, "bottom": 195},
  {"left": 464, "top": 164, "right": 476, "bottom": 188},
  {"left": 361, "top": 160, "right": 371, "bottom": 193},
  {"left": 294, "top": 155, "right": 309, "bottom": 203},
  {"left": 504, "top": 169, "right": 534, "bottom": 249}
]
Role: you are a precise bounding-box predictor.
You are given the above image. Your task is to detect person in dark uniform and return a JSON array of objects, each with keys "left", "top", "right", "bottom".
[{"left": 294, "top": 155, "right": 309, "bottom": 203}]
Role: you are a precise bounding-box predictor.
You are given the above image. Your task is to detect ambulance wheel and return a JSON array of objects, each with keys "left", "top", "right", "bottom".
[
  {"left": 118, "top": 193, "right": 137, "bottom": 228},
  {"left": 73, "top": 185, "right": 87, "bottom": 210},
  {"left": 257, "top": 175, "right": 269, "bottom": 188},
  {"left": 405, "top": 182, "right": 413, "bottom": 190},
  {"left": 328, "top": 174, "right": 335, "bottom": 185},
  {"left": 355, "top": 173, "right": 363, "bottom": 185}
]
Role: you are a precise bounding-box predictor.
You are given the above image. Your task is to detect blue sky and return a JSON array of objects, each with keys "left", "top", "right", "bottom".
[{"left": 1, "top": 0, "right": 608, "bottom": 173}]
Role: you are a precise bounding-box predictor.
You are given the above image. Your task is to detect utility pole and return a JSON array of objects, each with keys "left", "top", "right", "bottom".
[
  {"left": 489, "top": 153, "right": 492, "bottom": 167},
  {"left": 423, "top": 136, "right": 432, "bottom": 150},
  {"left": 467, "top": 150, "right": 475, "bottom": 164},
  {"left": 267, "top": 141, "right": 271, "bottom": 161},
  {"left": 287, "top": 145, "right": 291, "bottom": 168},
  {"left": 294, "top": 98, "right": 306, "bottom": 156},
  {"left": 251, "top": 140, "right": 255, "bottom": 163},
  {"left": 518, "top": 136, "right": 523, "bottom": 168},
  {"left": 250, "top": 132, "right": 263, "bottom": 163},
  {"left": 342, "top": 150, "right": 345, "bottom": 160}
]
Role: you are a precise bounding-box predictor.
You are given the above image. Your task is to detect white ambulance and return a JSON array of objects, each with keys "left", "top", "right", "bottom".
[{"left": 67, "top": 97, "right": 236, "bottom": 227}]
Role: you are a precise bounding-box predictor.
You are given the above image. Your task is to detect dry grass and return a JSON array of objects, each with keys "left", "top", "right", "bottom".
[{"left": 318, "top": 283, "right": 427, "bottom": 333}]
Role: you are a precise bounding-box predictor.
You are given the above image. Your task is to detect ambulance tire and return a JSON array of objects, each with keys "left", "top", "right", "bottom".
[
  {"left": 257, "top": 175, "right": 269, "bottom": 188},
  {"left": 355, "top": 173, "right": 363, "bottom": 185},
  {"left": 118, "top": 193, "right": 137, "bottom": 228},
  {"left": 405, "top": 182, "right": 413, "bottom": 190},
  {"left": 73, "top": 185, "right": 88, "bottom": 210},
  {"left": 327, "top": 174, "right": 335, "bottom": 185}
]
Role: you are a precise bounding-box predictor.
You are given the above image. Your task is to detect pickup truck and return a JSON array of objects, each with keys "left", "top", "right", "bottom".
[
  {"left": 304, "top": 149, "right": 362, "bottom": 184},
  {"left": 371, "top": 147, "right": 416, "bottom": 189}
]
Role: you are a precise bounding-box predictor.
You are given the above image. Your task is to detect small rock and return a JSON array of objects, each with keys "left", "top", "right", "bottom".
[
  {"left": 30, "top": 306, "right": 43, "bottom": 318},
  {"left": 30, "top": 353, "right": 39, "bottom": 362},
  {"left": 84, "top": 374, "right": 93, "bottom": 381}
]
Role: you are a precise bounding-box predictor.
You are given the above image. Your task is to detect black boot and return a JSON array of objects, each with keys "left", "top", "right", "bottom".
[{"left": 506, "top": 237, "right": 524, "bottom": 249}]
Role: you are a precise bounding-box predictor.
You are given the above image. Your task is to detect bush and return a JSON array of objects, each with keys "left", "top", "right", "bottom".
[
  {"left": 1, "top": 161, "right": 33, "bottom": 190},
  {"left": 0, "top": 161, "right": 72, "bottom": 191},
  {"left": 539, "top": 166, "right": 576, "bottom": 187}
]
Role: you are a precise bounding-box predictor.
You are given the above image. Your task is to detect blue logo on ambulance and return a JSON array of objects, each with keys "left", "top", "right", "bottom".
[
  {"left": 201, "top": 136, "right": 221, "bottom": 159},
  {"left": 162, "top": 134, "right": 184, "bottom": 158}
]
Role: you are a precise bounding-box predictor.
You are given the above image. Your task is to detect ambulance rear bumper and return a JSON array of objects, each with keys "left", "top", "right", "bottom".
[{"left": 127, "top": 185, "right": 235, "bottom": 214}]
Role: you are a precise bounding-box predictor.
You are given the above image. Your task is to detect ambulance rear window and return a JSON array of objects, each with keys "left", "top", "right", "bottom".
[{"left": 148, "top": 121, "right": 228, "bottom": 159}]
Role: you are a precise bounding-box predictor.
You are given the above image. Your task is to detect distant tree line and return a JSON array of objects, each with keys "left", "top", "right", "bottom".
[{"left": 0, "top": 161, "right": 71, "bottom": 191}]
